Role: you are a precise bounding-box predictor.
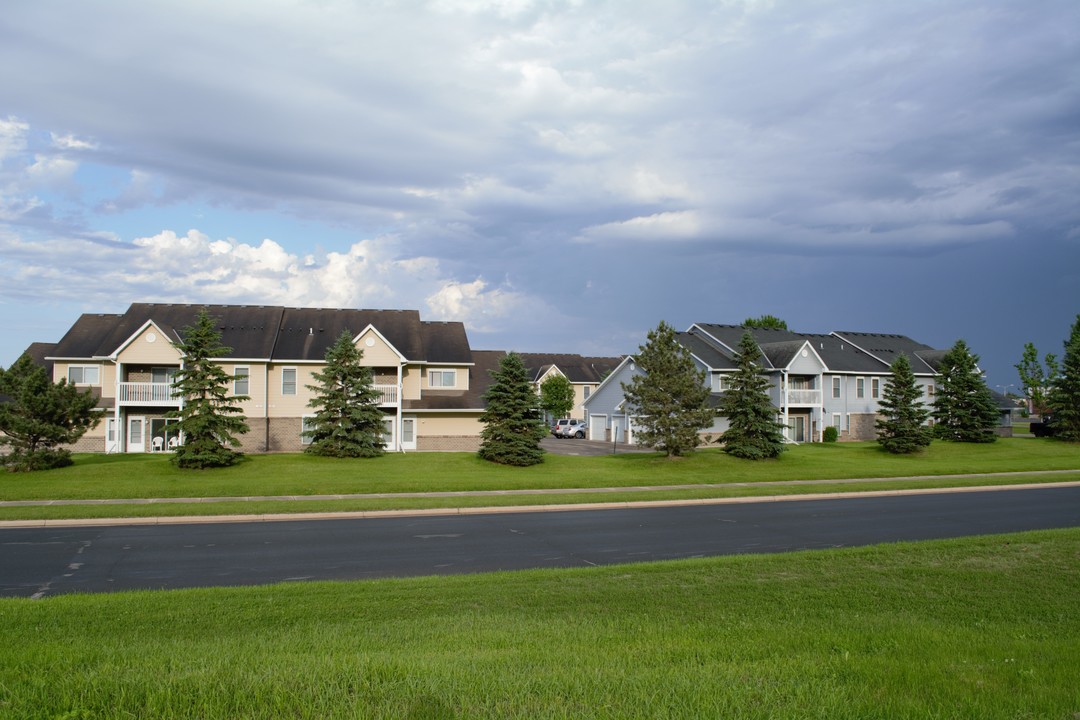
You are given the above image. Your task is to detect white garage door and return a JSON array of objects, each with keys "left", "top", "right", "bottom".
[{"left": 589, "top": 414, "right": 606, "bottom": 441}]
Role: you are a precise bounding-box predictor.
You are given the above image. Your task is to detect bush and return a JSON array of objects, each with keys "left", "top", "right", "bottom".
[
  {"left": 823, "top": 426, "right": 838, "bottom": 443},
  {"left": 1, "top": 448, "right": 74, "bottom": 472}
]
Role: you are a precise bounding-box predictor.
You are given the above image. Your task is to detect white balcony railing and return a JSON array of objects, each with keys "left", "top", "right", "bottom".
[
  {"left": 375, "top": 384, "right": 398, "bottom": 406},
  {"left": 118, "top": 382, "right": 181, "bottom": 405},
  {"left": 119, "top": 382, "right": 400, "bottom": 406},
  {"left": 786, "top": 389, "right": 823, "bottom": 405}
]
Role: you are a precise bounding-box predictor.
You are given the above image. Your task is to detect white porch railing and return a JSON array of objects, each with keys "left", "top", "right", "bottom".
[
  {"left": 375, "top": 384, "right": 398, "bottom": 406},
  {"left": 786, "top": 389, "right": 822, "bottom": 405},
  {"left": 118, "top": 382, "right": 181, "bottom": 405}
]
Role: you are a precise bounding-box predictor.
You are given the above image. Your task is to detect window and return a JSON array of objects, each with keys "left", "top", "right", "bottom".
[
  {"left": 712, "top": 374, "right": 729, "bottom": 392},
  {"left": 583, "top": 386, "right": 591, "bottom": 400},
  {"left": 282, "top": 368, "right": 297, "bottom": 395},
  {"left": 67, "top": 366, "right": 100, "bottom": 385},
  {"left": 856, "top": 377, "right": 865, "bottom": 399},
  {"left": 429, "top": 369, "right": 456, "bottom": 388},
  {"left": 151, "top": 367, "right": 177, "bottom": 384},
  {"left": 301, "top": 415, "right": 316, "bottom": 445},
  {"left": 926, "top": 384, "right": 935, "bottom": 398},
  {"left": 832, "top": 376, "right": 841, "bottom": 399},
  {"left": 234, "top": 367, "right": 250, "bottom": 396},
  {"left": 832, "top": 413, "right": 841, "bottom": 429},
  {"left": 871, "top": 378, "right": 880, "bottom": 399}
]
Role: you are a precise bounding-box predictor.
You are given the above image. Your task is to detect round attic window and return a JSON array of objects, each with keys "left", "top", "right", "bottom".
[
  {"left": 365, "top": 337, "right": 375, "bottom": 347},
  {"left": 146, "top": 332, "right": 157, "bottom": 343},
  {"left": 801, "top": 349, "right": 808, "bottom": 357}
]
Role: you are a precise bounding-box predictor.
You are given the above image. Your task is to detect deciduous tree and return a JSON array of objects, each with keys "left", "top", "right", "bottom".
[
  {"left": 742, "top": 315, "right": 788, "bottom": 330},
  {"left": 0, "top": 354, "right": 100, "bottom": 471},
  {"left": 479, "top": 352, "right": 547, "bottom": 466},
  {"left": 1014, "top": 342, "right": 1058, "bottom": 415},
  {"left": 932, "top": 340, "right": 998, "bottom": 443},
  {"left": 170, "top": 308, "right": 250, "bottom": 468},
  {"left": 875, "top": 355, "right": 932, "bottom": 454},
  {"left": 539, "top": 373, "right": 575, "bottom": 423},
  {"left": 718, "top": 331, "right": 787, "bottom": 459},
  {"left": 304, "top": 331, "right": 386, "bottom": 457},
  {"left": 621, "top": 321, "right": 714, "bottom": 457}
]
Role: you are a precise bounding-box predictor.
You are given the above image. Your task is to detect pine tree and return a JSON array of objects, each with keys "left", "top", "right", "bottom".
[
  {"left": 170, "top": 308, "right": 250, "bottom": 468},
  {"left": 1047, "top": 313, "right": 1080, "bottom": 442},
  {"left": 0, "top": 354, "right": 100, "bottom": 471},
  {"left": 539, "top": 373, "right": 575, "bottom": 423},
  {"left": 479, "top": 352, "right": 547, "bottom": 466},
  {"left": 304, "top": 331, "right": 386, "bottom": 457},
  {"left": 718, "top": 331, "right": 787, "bottom": 459},
  {"left": 875, "top": 354, "right": 932, "bottom": 454},
  {"left": 932, "top": 339, "right": 999, "bottom": 443},
  {"left": 621, "top": 321, "right": 714, "bottom": 457}
]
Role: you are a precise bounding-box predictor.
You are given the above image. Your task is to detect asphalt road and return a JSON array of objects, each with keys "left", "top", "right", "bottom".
[{"left": 2, "top": 485, "right": 1078, "bottom": 598}]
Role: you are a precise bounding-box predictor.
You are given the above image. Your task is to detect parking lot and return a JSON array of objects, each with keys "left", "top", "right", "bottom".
[{"left": 541, "top": 435, "right": 653, "bottom": 457}]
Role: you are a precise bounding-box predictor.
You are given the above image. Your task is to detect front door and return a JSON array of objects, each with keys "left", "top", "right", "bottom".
[
  {"left": 400, "top": 416, "right": 417, "bottom": 451},
  {"left": 127, "top": 416, "right": 146, "bottom": 453},
  {"left": 792, "top": 415, "right": 807, "bottom": 443}
]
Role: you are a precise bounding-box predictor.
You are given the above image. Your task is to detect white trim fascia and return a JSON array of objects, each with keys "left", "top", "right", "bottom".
[
  {"left": 781, "top": 340, "right": 828, "bottom": 373},
  {"left": 106, "top": 319, "right": 176, "bottom": 361},
  {"left": 581, "top": 355, "right": 636, "bottom": 412},
  {"left": 686, "top": 324, "right": 739, "bottom": 355},
  {"left": 828, "top": 332, "right": 895, "bottom": 370},
  {"left": 407, "top": 408, "right": 485, "bottom": 414},
  {"left": 354, "top": 324, "right": 407, "bottom": 363}
]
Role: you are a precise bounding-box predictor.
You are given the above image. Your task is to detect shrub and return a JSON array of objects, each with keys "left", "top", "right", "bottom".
[{"left": 823, "top": 426, "right": 838, "bottom": 442}]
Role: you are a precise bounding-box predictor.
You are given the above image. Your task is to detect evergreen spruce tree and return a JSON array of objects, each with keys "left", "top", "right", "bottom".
[
  {"left": 875, "top": 354, "right": 932, "bottom": 454},
  {"left": 539, "top": 373, "right": 575, "bottom": 424},
  {"left": 170, "top": 308, "right": 250, "bottom": 468},
  {"left": 621, "top": 321, "right": 714, "bottom": 457},
  {"left": 303, "top": 331, "right": 386, "bottom": 457},
  {"left": 932, "top": 339, "right": 999, "bottom": 443},
  {"left": 718, "top": 331, "right": 787, "bottom": 459},
  {"left": 479, "top": 352, "right": 547, "bottom": 466},
  {"left": 1047, "top": 313, "right": 1080, "bottom": 442},
  {"left": 0, "top": 354, "right": 100, "bottom": 471}
]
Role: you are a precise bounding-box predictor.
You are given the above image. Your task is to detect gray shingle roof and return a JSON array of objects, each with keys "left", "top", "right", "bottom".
[
  {"left": 45, "top": 303, "right": 474, "bottom": 364},
  {"left": 517, "top": 353, "right": 623, "bottom": 383}
]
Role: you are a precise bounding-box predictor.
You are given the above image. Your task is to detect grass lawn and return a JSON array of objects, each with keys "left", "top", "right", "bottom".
[
  {"left": 0, "top": 528, "right": 1077, "bottom": 718},
  {"left": 0, "top": 437, "right": 1077, "bottom": 520}
]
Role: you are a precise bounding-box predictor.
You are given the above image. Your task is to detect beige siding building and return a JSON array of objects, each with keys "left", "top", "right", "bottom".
[{"left": 37, "top": 303, "right": 503, "bottom": 454}]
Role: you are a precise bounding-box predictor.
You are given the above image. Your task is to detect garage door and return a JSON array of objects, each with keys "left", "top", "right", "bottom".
[{"left": 589, "top": 414, "right": 606, "bottom": 441}]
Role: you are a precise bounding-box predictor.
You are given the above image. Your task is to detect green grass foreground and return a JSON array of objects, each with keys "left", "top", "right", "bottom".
[
  {"left": 3, "top": 437, "right": 1079, "bottom": 502},
  {"left": 1, "top": 529, "right": 1078, "bottom": 719}
]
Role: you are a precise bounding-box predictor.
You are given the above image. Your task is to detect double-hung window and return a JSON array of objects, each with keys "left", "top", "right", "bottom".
[
  {"left": 282, "top": 368, "right": 297, "bottom": 395},
  {"left": 832, "top": 377, "right": 841, "bottom": 399},
  {"left": 871, "top": 378, "right": 880, "bottom": 399},
  {"left": 856, "top": 377, "right": 865, "bottom": 399},
  {"left": 429, "top": 369, "right": 455, "bottom": 388},
  {"left": 234, "top": 367, "right": 250, "bottom": 396},
  {"left": 67, "top": 366, "right": 100, "bottom": 385}
]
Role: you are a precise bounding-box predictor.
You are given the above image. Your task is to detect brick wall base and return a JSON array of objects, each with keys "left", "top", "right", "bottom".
[{"left": 417, "top": 436, "right": 481, "bottom": 452}]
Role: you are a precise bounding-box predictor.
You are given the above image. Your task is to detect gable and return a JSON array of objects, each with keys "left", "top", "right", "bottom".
[
  {"left": 113, "top": 321, "right": 183, "bottom": 364},
  {"left": 356, "top": 326, "right": 405, "bottom": 366}
]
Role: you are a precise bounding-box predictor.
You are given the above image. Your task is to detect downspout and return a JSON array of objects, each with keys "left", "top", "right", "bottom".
[
  {"left": 113, "top": 360, "right": 122, "bottom": 453},
  {"left": 264, "top": 363, "right": 270, "bottom": 452},
  {"left": 781, "top": 370, "right": 790, "bottom": 443},
  {"left": 397, "top": 361, "right": 404, "bottom": 452}
]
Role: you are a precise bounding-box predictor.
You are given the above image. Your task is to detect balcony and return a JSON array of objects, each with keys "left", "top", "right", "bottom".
[
  {"left": 785, "top": 389, "right": 822, "bottom": 406},
  {"left": 375, "top": 384, "right": 398, "bottom": 406},
  {"left": 119, "top": 382, "right": 181, "bottom": 406}
]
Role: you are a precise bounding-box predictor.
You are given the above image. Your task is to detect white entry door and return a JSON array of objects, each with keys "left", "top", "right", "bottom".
[
  {"left": 127, "top": 416, "right": 146, "bottom": 453},
  {"left": 400, "top": 416, "right": 417, "bottom": 451}
]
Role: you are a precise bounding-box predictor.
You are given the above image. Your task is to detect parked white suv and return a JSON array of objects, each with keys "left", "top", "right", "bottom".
[{"left": 554, "top": 418, "right": 587, "bottom": 439}]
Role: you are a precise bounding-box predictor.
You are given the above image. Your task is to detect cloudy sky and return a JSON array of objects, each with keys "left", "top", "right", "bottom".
[{"left": 1, "top": 0, "right": 1077, "bottom": 389}]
